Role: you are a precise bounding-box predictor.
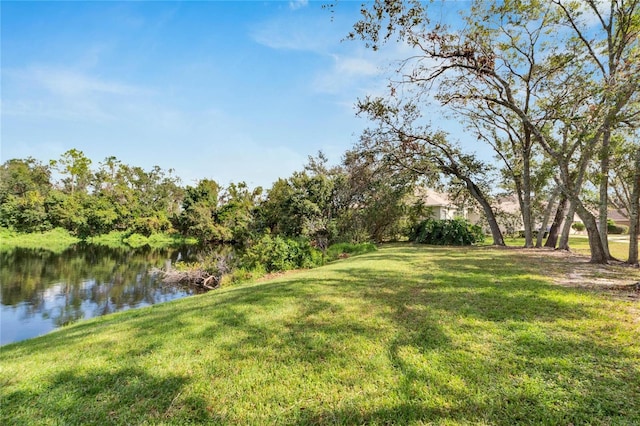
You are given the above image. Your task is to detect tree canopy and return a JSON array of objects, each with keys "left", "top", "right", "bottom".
[{"left": 345, "top": 0, "right": 640, "bottom": 264}]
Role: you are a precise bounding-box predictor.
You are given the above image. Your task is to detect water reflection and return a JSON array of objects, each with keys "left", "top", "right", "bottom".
[{"left": 0, "top": 243, "right": 202, "bottom": 345}]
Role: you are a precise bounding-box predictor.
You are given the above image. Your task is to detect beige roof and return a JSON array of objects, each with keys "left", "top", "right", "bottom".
[
  {"left": 608, "top": 208, "right": 628, "bottom": 221},
  {"left": 418, "top": 189, "right": 452, "bottom": 207},
  {"left": 418, "top": 188, "right": 521, "bottom": 214},
  {"left": 495, "top": 195, "right": 520, "bottom": 214}
]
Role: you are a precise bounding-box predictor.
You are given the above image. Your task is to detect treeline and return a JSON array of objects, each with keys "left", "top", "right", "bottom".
[{"left": 0, "top": 150, "right": 431, "bottom": 249}]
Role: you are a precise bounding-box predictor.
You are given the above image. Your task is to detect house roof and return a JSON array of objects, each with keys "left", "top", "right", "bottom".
[
  {"left": 495, "top": 195, "right": 520, "bottom": 215},
  {"left": 609, "top": 208, "right": 629, "bottom": 221},
  {"left": 419, "top": 189, "right": 452, "bottom": 207},
  {"left": 417, "top": 187, "right": 632, "bottom": 223}
]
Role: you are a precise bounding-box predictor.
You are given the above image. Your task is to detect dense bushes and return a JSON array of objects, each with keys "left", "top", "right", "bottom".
[
  {"left": 572, "top": 222, "right": 586, "bottom": 232},
  {"left": 217, "top": 240, "right": 378, "bottom": 285},
  {"left": 410, "top": 218, "right": 484, "bottom": 246},
  {"left": 240, "top": 234, "right": 322, "bottom": 273},
  {"left": 607, "top": 219, "right": 628, "bottom": 235},
  {"left": 572, "top": 220, "right": 627, "bottom": 235}
]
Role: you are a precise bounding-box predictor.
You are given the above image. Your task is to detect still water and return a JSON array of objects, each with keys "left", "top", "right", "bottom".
[{"left": 0, "top": 243, "right": 202, "bottom": 346}]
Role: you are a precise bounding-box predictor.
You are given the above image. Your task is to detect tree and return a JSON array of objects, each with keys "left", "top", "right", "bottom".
[
  {"left": 347, "top": 0, "right": 640, "bottom": 263},
  {"left": 2, "top": 152, "right": 185, "bottom": 238},
  {"left": 347, "top": 0, "right": 570, "bottom": 248},
  {"left": 260, "top": 178, "right": 298, "bottom": 237},
  {"left": 552, "top": 0, "right": 640, "bottom": 260},
  {"left": 543, "top": 190, "right": 568, "bottom": 249},
  {"left": 91, "top": 161, "right": 184, "bottom": 235},
  {"left": 79, "top": 196, "right": 118, "bottom": 238},
  {"left": 0, "top": 158, "right": 53, "bottom": 232},
  {"left": 50, "top": 149, "right": 92, "bottom": 195},
  {"left": 438, "top": 1, "right": 564, "bottom": 248},
  {"left": 217, "top": 182, "right": 263, "bottom": 244},
  {"left": 262, "top": 167, "right": 337, "bottom": 246},
  {"left": 45, "top": 190, "right": 87, "bottom": 236},
  {"left": 259, "top": 153, "right": 369, "bottom": 248},
  {"left": 178, "top": 179, "right": 229, "bottom": 242},
  {"left": 628, "top": 145, "right": 640, "bottom": 265},
  {"left": 355, "top": 97, "right": 506, "bottom": 246},
  {"left": 610, "top": 134, "right": 640, "bottom": 264},
  {"left": 535, "top": 186, "right": 558, "bottom": 248},
  {"left": 341, "top": 146, "right": 416, "bottom": 243},
  {"left": 91, "top": 156, "right": 134, "bottom": 232}
]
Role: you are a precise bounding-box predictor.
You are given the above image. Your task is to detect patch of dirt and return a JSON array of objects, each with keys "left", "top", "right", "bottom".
[
  {"left": 502, "top": 247, "right": 640, "bottom": 301},
  {"left": 256, "top": 268, "right": 306, "bottom": 283}
]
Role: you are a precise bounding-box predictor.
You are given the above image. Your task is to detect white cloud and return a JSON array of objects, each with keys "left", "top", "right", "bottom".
[
  {"left": 335, "top": 55, "right": 379, "bottom": 76},
  {"left": 2, "top": 66, "right": 152, "bottom": 122},
  {"left": 24, "top": 67, "right": 147, "bottom": 97},
  {"left": 289, "top": 0, "right": 309, "bottom": 11},
  {"left": 250, "top": 16, "right": 331, "bottom": 52},
  {"left": 313, "top": 54, "right": 381, "bottom": 94},
  {"left": 312, "top": 39, "right": 419, "bottom": 96}
]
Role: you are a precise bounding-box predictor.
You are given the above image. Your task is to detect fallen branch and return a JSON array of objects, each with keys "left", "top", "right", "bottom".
[{"left": 152, "top": 267, "right": 221, "bottom": 291}]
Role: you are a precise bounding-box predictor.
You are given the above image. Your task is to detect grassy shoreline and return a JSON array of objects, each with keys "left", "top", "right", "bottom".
[
  {"left": 0, "top": 227, "right": 80, "bottom": 252},
  {"left": 2, "top": 244, "right": 638, "bottom": 424},
  {"left": 0, "top": 228, "right": 197, "bottom": 252}
]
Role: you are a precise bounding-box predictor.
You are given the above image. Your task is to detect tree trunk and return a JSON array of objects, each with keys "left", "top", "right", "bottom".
[
  {"left": 558, "top": 197, "right": 576, "bottom": 251},
  {"left": 520, "top": 190, "right": 535, "bottom": 247},
  {"left": 629, "top": 204, "right": 639, "bottom": 266},
  {"left": 576, "top": 202, "right": 608, "bottom": 264},
  {"left": 537, "top": 188, "right": 559, "bottom": 248},
  {"left": 628, "top": 146, "right": 640, "bottom": 265},
  {"left": 463, "top": 178, "right": 505, "bottom": 246},
  {"left": 598, "top": 127, "right": 612, "bottom": 259},
  {"left": 521, "top": 144, "right": 534, "bottom": 248},
  {"left": 545, "top": 192, "right": 568, "bottom": 248}
]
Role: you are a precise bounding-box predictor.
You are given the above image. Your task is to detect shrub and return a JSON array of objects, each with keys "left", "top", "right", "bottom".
[
  {"left": 607, "top": 219, "right": 628, "bottom": 235},
  {"left": 129, "top": 215, "right": 172, "bottom": 237},
  {"left": 609, "top": 224, "right": 628, "bottom": 235},
  {"left": 572, "top": 222, "right": 585, "bottom": 232},
  {"left": 410, "top": 218, "right": 484, "bottom": 246},
  {"left": 122, "top": 233, "right": 149, "bottom": 248},
  {"left": 240, "top": 234, "right": 322, "bottom": 273}
]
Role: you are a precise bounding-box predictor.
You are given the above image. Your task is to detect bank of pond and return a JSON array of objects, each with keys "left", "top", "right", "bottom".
[
  {"left": 0, "top": 243, "right": 204, "bottom": 345},
  {"left": 0, "top": 236, "right": 378, "bottom": 345}
]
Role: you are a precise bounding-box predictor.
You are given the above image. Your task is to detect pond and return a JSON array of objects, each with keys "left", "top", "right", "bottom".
[{"left": 0, "top": 243, "right": 203, "bottom": 346}]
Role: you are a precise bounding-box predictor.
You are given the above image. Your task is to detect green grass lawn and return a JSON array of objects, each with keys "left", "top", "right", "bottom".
[
  {"left": 503, "top": 234, "right": 633, "bottom": 261},
  {"left": 1, "top": 245, "right": 639, "bottom": 425},
  {"left": 567, "top": 234, "right": 632, "bottom": 260}
]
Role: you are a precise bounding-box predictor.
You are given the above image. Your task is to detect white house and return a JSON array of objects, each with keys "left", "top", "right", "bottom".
[
  {"left": 421, "top": 190, "right": 458, "bottom": 220},
  {"left": 420, "top": 188, "right": 633, "bottom": 236},
  {"left": 419, "top": 189, "right": 520, "bottom": 235}
]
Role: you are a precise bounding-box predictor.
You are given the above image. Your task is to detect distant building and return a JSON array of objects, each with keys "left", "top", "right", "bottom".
[
  {"left": 420, "top": 190, "right": 458, "bottom": 220},
  {"left": 419, "top": 189, "right": 523, "bottom": 234},
  {"left": 609, "top": 208, "right": 630, "bottom": 228},
  {"left": 418, "top": 189, "right": 483, "bottom": 225},
  {"left": 419, "top": 188, "right": 633, "bottom": 236}
]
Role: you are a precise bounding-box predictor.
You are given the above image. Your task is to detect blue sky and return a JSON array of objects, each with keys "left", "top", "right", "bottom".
[{"left": 2, "top": 0, "right": 464, "bottom": 188}]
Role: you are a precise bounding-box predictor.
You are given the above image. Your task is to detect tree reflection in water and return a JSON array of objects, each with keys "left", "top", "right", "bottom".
[{"left": 0, "top": 243, "right": 202, "bottom": 345}]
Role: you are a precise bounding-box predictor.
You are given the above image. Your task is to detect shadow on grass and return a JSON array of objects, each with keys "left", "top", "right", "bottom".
[
  {"left": 298, "top": 250, "right": 639, "bottom": 425},
  {"left": 1, "top": 366, "right": 207, "bottom": 425},
  {"left": 2, "top": 245, "right": 639, "bottom": 424}
]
